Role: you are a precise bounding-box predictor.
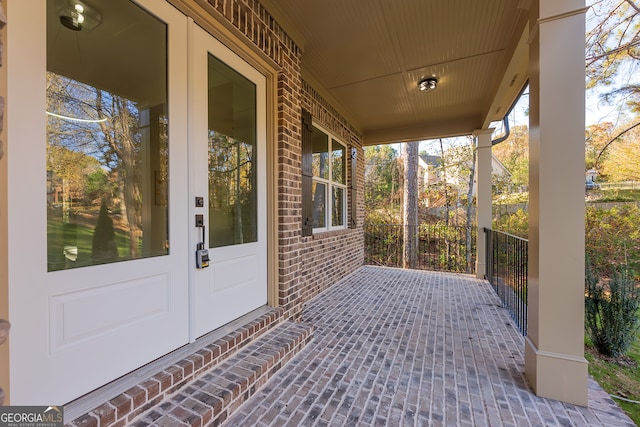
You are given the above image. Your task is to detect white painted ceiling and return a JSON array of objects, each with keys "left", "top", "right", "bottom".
[{"left": 260, "top": 0, "right": 531, "bottom": 144}]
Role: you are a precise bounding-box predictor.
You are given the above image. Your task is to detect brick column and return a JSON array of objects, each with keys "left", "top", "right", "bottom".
[
  {"left": 525, "top": 0, "right": 589, "bottom": 406},
  {"left": 474, "top": 129, "right": 493, "bottom": 279}
]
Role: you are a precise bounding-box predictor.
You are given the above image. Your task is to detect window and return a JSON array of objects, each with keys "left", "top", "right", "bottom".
[
  {"left": 311, "top": 125, "right": 347, "bottom": 231},
  {"left": 207, "top": 54, "right": 258, "bottom": 248},
  {"left": 46, "top": 0, "right": 169, "bottom": 271}
]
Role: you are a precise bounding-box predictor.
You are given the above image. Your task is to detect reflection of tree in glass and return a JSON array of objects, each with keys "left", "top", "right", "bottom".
[
  {"left": 313, "top": 153, "right": 328, "bottom": 228},
  {"left": 208, "top": 131, "right": 256, "bottom": 246},
  {"left": 92, "top": 201, "right": 119, "bottom": 263},
  {"left": 95, "top": 90, "right": 142, "bottom": 258},
  {"left": 46, "top": 72, "right": 168, "bottom": 268}
]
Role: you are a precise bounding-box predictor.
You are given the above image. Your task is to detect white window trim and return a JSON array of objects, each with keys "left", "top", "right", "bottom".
[{"left": 312, "top": 123, "right": 347, "bottom": 233}]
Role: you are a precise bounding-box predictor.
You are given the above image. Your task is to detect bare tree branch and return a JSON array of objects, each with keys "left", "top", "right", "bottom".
[
  {"left": 626, "top": 0, "right": 640, "bottom": 14},
  {"left": 595, "top": 121, "right": 640, "bottom": 168}
]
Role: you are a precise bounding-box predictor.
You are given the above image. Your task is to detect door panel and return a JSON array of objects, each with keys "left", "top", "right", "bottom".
[
  {"left": 190, "top": 24, "right": 267, "bottom": 339},
  {"left": 8, "top": 0, "right": 189, "bottom": 404}
]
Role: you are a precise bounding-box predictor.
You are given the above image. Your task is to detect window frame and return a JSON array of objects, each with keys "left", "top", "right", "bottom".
[{"left": 311, "top": 122, "right": 347, "bottom": 233}]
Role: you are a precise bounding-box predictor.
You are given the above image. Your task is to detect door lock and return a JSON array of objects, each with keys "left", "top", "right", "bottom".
[{"left": 195, "top": 215, "right": 209, "bottom": 269}]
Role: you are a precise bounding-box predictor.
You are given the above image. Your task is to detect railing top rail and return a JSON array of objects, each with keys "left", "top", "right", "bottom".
[
  {"left": 483, "top": 227, "right": 529, "bottom": 243},
  {"left": 365, "top": 223, "right": 474, "bottom": 229}
]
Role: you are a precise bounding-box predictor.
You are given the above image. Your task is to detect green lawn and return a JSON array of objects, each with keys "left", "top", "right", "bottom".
[
  {"left": 586, "top": 332, "right": 640, "bottom": 425},
  {"left": 590, "top": 188, "right": 640, "bottom": 203}
]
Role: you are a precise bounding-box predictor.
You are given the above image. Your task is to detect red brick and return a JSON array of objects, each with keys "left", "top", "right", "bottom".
[
  {"left": 124, "top": 386, "right": 146, "bottom": 410},
  {"left": 91, "top": 403, "right": 116, "bottom": 427},
  {"left": 109, "top": 394, "right": 132, "bottom": 420},
  {"left": 166, "top": 365, "right": 184, "bottom": 385},
  {"left": 140, "top": 378, "right": 161, "bottom": 400},
  {"left": 177, "top": 359, "right": 194, "bottom": 379},
  {"left": 69, "top": 414, "right": 98, "bottom": 427},
  {"left": 152, "top": 371, "right": 172, "bottom": 392}
]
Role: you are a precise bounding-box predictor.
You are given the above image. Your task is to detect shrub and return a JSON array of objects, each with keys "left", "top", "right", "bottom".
[
  {"left": 585, "top": 261, "right": 640, "bottom": 358},
  {"left": 585, "top": 205, "right": 640, "bottom": 279}
]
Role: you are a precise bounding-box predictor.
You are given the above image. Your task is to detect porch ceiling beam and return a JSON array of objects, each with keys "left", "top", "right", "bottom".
[{"left": 362, "top": 115, "right": 482, "bottom": 146}]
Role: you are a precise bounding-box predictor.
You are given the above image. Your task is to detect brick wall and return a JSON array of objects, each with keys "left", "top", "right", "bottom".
[
  {"left": 299, "top": 82, "right": 364, "bottom": 305},
  {"left": 202, "top": 0, "right": 364, "bottom": 316}
]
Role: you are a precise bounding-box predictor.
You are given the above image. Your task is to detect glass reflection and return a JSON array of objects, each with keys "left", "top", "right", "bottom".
[
  {"left": 332, "top": 139, "right": 345, "bottom": 184},
  {"left": 312, "top": 181, "right": 327, "bottom": 228},
  {"left": 46, "top": 0, "right": 168, "bottom": 271},
  {"left": 208, "top": 55, "right": 258, "bottom": 248},
  {"left": 332, "top": 187, "right": 344, "bottom": 227}
]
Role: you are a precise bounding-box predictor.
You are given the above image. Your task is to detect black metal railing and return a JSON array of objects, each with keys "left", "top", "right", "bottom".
[
  {"left": 484, "top": 228, "right": 528, "bottom": 335},
  {"left": 364, "top": 224, "right": 476, "bottom": 274}
]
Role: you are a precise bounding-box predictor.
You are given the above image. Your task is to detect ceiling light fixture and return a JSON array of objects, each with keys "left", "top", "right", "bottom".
[
  {"left": 419, "top": 77, "right": 438, "bottom": 93},
  {"left": 58, "top": 0, "right": 102, "bottom": 31}
]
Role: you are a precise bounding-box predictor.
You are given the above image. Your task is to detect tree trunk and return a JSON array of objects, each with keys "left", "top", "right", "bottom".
[
  {"left": 402, "top": 142, "right": 419, "bottom": 269},
  {"left": 115, "top": 98, "right": 141, "bottom": 258},
  {"left": 96, "top": 91, "right": 141, "bottom": 259},
  {"left": 439, "top": 138, "right": 450, "bottom": 227},
  {"left": 465, "top": 136, "right": 477, "bottom": 272}
]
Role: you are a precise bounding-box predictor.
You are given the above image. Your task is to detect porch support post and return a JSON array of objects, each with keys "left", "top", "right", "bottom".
[
  {"left": 525, "top": 0, "right": 588, "bottom": 406},
  {"left": 474, "top": 129, "right": 493, "bottom": 279}
]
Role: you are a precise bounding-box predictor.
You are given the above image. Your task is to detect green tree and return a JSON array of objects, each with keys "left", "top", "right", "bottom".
[
  {"left": 492, "top": 124, "right": 529, "bottom": 190},
  {"left": 585, "top": 122, "right": 615, "bottom": 171},
  {"left": 364, "top": 145, "right": 401, "bottom": 212},
  {"left": 600, "top": 124, "right": 640, "bottom": 180}
]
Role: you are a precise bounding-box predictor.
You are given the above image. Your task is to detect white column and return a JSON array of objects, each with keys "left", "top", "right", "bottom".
[
  {"left": 474, "top": 129, "right": 493, "bottom": 279},
  {"left": 525, "top": 0, "right": 589, "bottom": 406}
]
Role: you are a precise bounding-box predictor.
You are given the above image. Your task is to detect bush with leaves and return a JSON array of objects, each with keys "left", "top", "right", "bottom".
[
  {"left": 585, "top": 261, "right": 640, "bottom": 358},
  {"left": 586, "top": 205, "right": 640, "bottom": 279},
  {"left": 492, "top": 208, "right": 528, "bottom": 239}
]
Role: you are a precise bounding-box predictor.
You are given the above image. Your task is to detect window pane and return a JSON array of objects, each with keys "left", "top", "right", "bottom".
[
  {"left": 312, "top": 127, "right": 329, "bottom": 179},
  {"left": 208, "top": 55, "right": 257, "bottom": 248},
  {"left": 312, "top": 181, "right": 326, "bottom": 228},
  {"left": 332, "top": 139, "right": 345, "bottom": 184},
  {"left": 46, "top": 0, "right": 168, "bottom": 271},
  {"left": 332, "top": 187, "right": 345, "bottom": 227}
]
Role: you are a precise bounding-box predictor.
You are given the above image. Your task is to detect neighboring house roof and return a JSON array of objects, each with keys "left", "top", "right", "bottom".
[
  {"left": 418, "top": 152, "right": 512, "bottom": 186},
  {"left": 419, "top": 154, "right": 441, "bottom": 168},
  {"left": 491, "top": 155, "right": 511, "bottom": 177}
]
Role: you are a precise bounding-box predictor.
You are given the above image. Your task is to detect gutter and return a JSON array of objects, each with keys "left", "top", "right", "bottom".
[{"left": 491, "top": 82, "right": 529, "bottom": 146}]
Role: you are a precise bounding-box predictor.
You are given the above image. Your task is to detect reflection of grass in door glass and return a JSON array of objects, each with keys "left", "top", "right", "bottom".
[{"left": 47, "top": 216, "right": 131, "bottom": 271}]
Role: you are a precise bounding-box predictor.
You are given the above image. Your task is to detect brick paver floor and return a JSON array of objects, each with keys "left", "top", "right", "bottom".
[{"left": 225, "top": 266, "right": 635, "bottom": 426}]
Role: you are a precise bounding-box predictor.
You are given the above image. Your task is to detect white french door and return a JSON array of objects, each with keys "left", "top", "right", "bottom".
[
  {"left": 8, "top": 0, "right": 190, "bottom": 404},
  {"left": 189, "top": 23, "right": 268, "bottom": 339},
  {"left": 8, "top": 1, "right": 268, "bottom": 406}
]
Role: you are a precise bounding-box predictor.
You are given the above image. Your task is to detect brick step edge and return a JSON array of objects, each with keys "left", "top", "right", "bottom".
[
  {"left": 66, "top": 308, "right": 288, "bottom": 427},
  {"left": 128, "top": 320, "right": 313, "bottom": 427}
]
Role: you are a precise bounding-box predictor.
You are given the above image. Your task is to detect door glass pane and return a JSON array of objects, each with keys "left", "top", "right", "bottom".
[
  {"left": 332, "top": 187, "right": 345, "bottom": 227},
  {"left": 312, "top": 127, "right": 329, "bottom": 179},
  {"left": 46, "top": 0, "right": 169, "bottom": 271},
  {"left": 208, "top": 55, "right": 257, "bottom": 248},
  {"left": 332, "top": 139, "right": 345, "bottom": 184},
  {"left": 312, "top": 181, "right": 327, "bottom": 228}
]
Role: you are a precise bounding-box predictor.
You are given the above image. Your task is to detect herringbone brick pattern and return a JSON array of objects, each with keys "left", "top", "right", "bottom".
[{"left": 226, "top": 266, "right": 635, "bottom": 427}]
